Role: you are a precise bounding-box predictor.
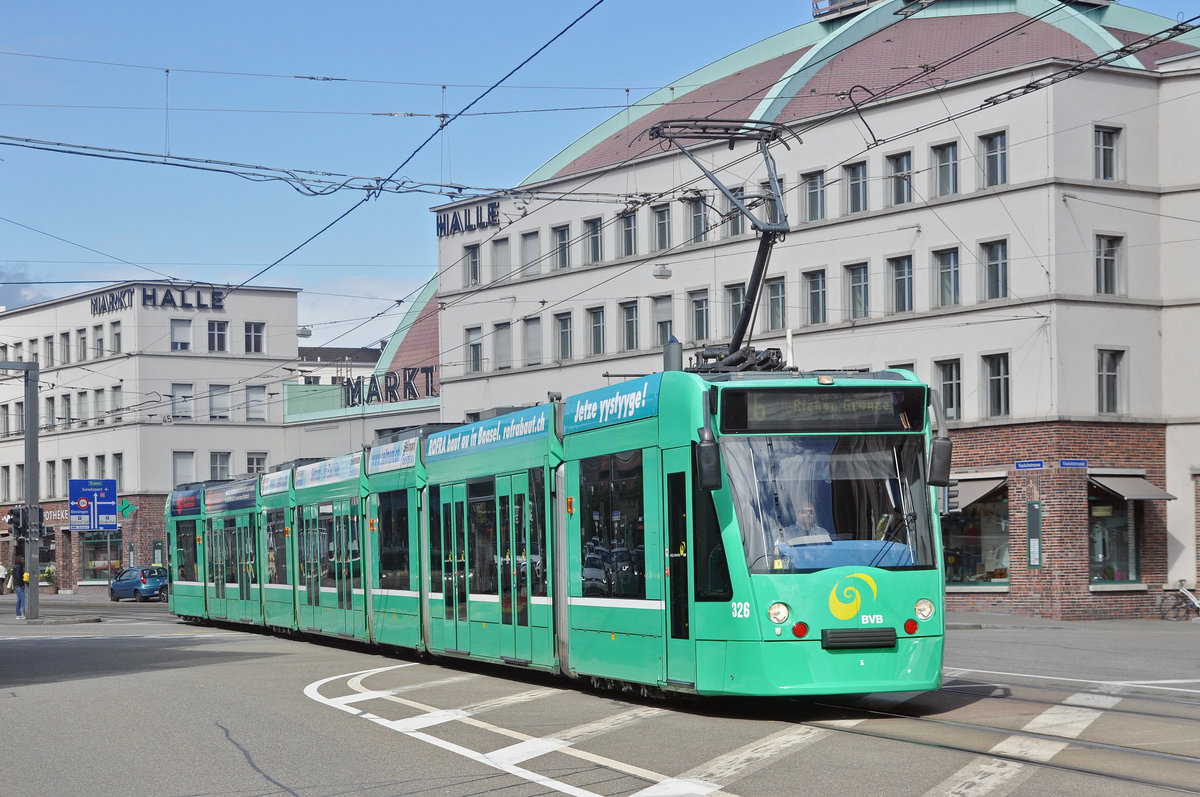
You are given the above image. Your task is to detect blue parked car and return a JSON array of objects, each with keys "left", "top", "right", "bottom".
[{"left": 109, "top": 566, "right": 169, "bottom": 602}]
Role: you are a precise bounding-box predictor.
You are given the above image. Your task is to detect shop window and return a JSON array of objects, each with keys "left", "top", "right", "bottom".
[
  {"left": 578, "top": 449, "right": 645, "bottom": 600},
  {"left": 943, "top": 485, "right": 1009, "bottom": 584},
  {"left": 1088, "top": 482, "right": 1138, "bottom": 583},
  {"left": 83, "top": 530, "right": 122, "bottom": 581}
]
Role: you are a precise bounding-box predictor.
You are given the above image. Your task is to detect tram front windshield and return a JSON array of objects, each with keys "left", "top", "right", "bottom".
[{"left": 721, "top": 434, "right": 936, "bottom": 574}]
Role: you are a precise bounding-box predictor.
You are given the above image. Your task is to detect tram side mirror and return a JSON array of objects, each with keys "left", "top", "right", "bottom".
[
  {"left": 928, "top": 437, "right": 952, "bottom": 487},
  {"left": 695, "top": 426, "right": 723, "bottom": 491}
]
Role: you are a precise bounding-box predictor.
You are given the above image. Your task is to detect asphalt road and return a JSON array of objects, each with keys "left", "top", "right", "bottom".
[{"left": 1, "top": 596, "right": 1197, "bottom": 796}]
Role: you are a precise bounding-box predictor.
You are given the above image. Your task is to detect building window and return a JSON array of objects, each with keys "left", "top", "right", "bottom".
[
  {"left": 77, "top": 391, "right": 88, "bottom": 426},
  {"left": 113, "top": 453, "right": 123, "bottom": 490},
  {"left": 77, "top": 456, "right": 89, "bottom": 480},
  {"left": 169, "top": 320, "right": 190, "bottom": 352},
  {"left": 44, "top": 396, "right": 55, "bottom": 430},
  {"left": 0, "top": 466, "right": 8, "bottom": 502},
  {"left": 1097, "top": 349, "right": 1124, "bottom": 414},
  {"left": 524, "top": 317, "right": 541, "bottom": 367},
  {"left": 466, "top": 327, "right": 482, "bottom": 373},
  {"left": 982, "top": 240, "right": 1008, "bottom": 300},
  {"left": 943, "top": 485, "right": 1009, "bottom": 584},
  {"left": 725, "top": 283, "right": 746, "bottom": 336},
  {"left": 1094, "top": 126, "right": 1119, "bottom": 181},
  {"left": 803, "top": 171, "right": 825, "bottom": 222},
  {"left": 619, "top": 212, "right": 638, "bottom": 257},
  {"left": 727, "top": 187, "right": 746, "bottom": 236},
  {"left": 584, "top": 218, "right": 603, "bottom": 264},
  {"left": 887, "top": 152, "right": 912, "bottom": 206},
  {"left": 96, "top": 455, "right": 106, "bottom": 480},
  {"left": 45, "top": 460, "right": 56, "bottom": 499},
  {"left": 936, "top": 249, "right": 960, "bottom": 307},
  {"left": 588, "top": 307, "right": 605, "bottom": 355},
  {"left": 1095, "top": 235, "right": 1123, "bottom": 295},
  {"left": 208, "top": 320, "right": 228, "bottom": 352},
  {"left": 653, "top": 296, "right": 673, "bottom": 345},
  {"left": 245, "top": 385, "right": 267, "bottom": 421},
  {"left": 0, "top": 405, "right": 7, "bottom": 437},
  {"left": 766, "top": 278, "right": 786, "bottom": 331},
  {"left": 620, "top": 301, "right": 639, "bottom": 351},
  {"left": 690, "top": 290, "right": 709, "bottom": 341},
  {"left": 110, "top": 321, "right": 122, "bottom": 353},
  {"left": 111, "top": 386, "right": 122, "bottom": 422},
  {"left": 552, "top": 225, "right": 570, "bottom": 269},
  {"left": 804, "top": 271, "right": 826, "bottom": 325},
  {"left": 93, "top": 325, "right": 104, "bottom": 357},
  {"left": 1088, "top": 482, "right": 1138, "bottom": 583},
  {"left": 521, "top": 231, "right": 541, "bottom": 276},
  {"left": 889, "top": 256, "right": 913, "bottom": 314},
  {"left": 847, "top": 264, "right": 869, "bottom": 320},
  {"left": 245, "top": 322, "right": 265, "bottom": 354},
  {"left": 171, "top": 451, "right": 194, "bottom": 489},
  {"left": 62, "top": 394, "right": 73, "bottom": 427},
  {"left": 937, "top": 359, "right": 961, "bottom": 421},
  {"left": 494, "top": 323, "right": 512, "bottom": 370},
  {"left": 689, "top": 198, "right": 708, "bottom": 243},
  {"left": 845, "top": 162, "right": 867, "bottom": 214},
  {"left": 492, "top": 238, "right": 510, "bottom": 280},
  {"left": 933, "top": 142, "right": 958, "bottom": 197},
  {"left": 464, "top": 244, "right": 481, "bottom": 286},
  {"left": 60, "top": 332, "right": 70, "bottom": 364},
  {"left": 94, "top": 388, "right": 105, "bottom": 424},
  {"left": 15, "top": 464, "right": 24, "bottom": 501},
  {"left": 43, "top": 336, "right": 54, "bottom": 367},
  {"left": 983, "top": 353, "right": 1010, "bottom": 417},
  {"left": 169, "top": 384, "right": 193, "bottom": 420},
  {"left": 303, "top": 376, "right": 320, "bottom": 385},
  {"left": 62, "top": 459, "right": 72, "bottom": 491},
  {"left": 653, "top": 204, "right": 671, "bottom": 251},
  {"left": 209, "top": 385, "right": 231, "bottom": 420},
  {"left": 75, "top": 329, "right": 87, "bottom": 360},
  {"left": 555, "top": 313, "right": 572, "bottom": 361},
  {"left": 760, "top": 180, "right": 784, "bottom": 225},
  {"left": 981, "top": 132, "right": 1007, "bottom": 187},
  {"left": 210, "top": 452, "right": 231, "bottom": 481},
  {"left": 247, "top": 453, "right": 268, "bottom": 475}
]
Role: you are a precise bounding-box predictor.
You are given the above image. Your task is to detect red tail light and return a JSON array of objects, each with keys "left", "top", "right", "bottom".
[
  {"left": 904, "top": 618, "right": 918, "bottom": 634},
  {"left": 792, "top": 621, "right": 809, "bottom": 638},
  {"left": 141, "top": 574, "right": 147, "bottom": 585}
]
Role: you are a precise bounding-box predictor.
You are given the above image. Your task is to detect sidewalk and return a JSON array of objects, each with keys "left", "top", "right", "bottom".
[{"left": 0, "top": 591, "right": 121, "bottom": 626}]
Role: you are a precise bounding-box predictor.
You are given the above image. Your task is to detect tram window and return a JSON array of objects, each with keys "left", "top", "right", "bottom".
[
  {"left": 428, "top": 485, "right": 442, "bottom": 593},
  {"left": 578, "top": 449, "right": 645, "bottom": 600},
  {"left": 468, "top": 478, "right": 498, "bottom": 595},
  {"left": 378, "top": 490, "right": 410, "bottom": 591},
  {"left": 693, "top": 487, "right": 731, "bottom": 601},
  {"left": 319, "top": 506, "right": 334, "bottom": 587},
  {"left": 527, "top": 467, "right": 547, "bottom": 597},
  {"left": 175, "top": 520, "right": 197, "bottom": 581},
  {"left": 223, "top": 518, "right": 238, "bottom": 586},
  {"left": 266, "top": 509, "right": 287, "bottom": 584}
]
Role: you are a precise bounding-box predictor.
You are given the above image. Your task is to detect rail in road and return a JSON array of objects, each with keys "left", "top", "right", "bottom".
[{"left": 306, "top": 664, "right": 1200, "bottom": 796}]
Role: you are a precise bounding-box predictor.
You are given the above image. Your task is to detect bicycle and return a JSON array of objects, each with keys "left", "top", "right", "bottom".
[{"left": 1160, "top": 580, "right": 1200, "bottom": 621}]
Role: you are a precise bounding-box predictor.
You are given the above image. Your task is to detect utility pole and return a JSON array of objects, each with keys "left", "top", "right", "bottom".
[{"left": 1, "top": 361, "right": 40, "bottom": 620}]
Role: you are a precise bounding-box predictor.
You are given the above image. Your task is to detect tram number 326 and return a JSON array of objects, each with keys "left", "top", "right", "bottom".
[{"left": 731, "top": 601, "right": 752, "bottom": 619}]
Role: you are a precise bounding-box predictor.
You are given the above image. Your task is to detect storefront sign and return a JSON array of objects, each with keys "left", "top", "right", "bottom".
[
  {"left": 1026, "top": 500, "right": 1042, "bottom": 568},
  {"left": 344, "top": 367, "right": 437, "bottom": 407},
  {"left": 90, "top": 287, "right": 136, "bottom": 315},
  {"left": 141, "top": 286, "right": 226, "bottom": 311},
  {"left": 436, "top": 201, "right": 500, "bottom": 238}
]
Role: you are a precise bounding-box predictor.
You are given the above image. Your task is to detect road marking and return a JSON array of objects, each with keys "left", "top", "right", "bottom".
[
  {"left": 920, "top": 691, "right": 1115, "bottom": 797},
  {"left": 946, "top": 667, "right": 1200, "bottom": 695},
  {"left": 681, "top": 725, "right": 834, "bottom": 783}
]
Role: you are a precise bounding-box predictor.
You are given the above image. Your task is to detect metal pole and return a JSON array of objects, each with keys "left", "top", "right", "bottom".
[{"left": 23, "top": 363, "right": 39, "bottom": 619}]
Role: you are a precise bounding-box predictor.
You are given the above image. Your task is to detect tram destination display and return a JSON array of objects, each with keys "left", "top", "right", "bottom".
[{"left": 721, "top": 386, "right": 927, "bottom": 433}]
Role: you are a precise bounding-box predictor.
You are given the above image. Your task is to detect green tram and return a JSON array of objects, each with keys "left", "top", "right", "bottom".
[
  {"left": 165, "top": 486, "right": 205, "bottom": 618},
  {"left": 166, "top": 368, "right": 949, "bottom": 697}
]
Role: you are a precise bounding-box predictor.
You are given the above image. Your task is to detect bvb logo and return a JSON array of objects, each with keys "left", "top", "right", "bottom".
[{"left": 828, "top": 573, "right": 878, "bottom": 620}]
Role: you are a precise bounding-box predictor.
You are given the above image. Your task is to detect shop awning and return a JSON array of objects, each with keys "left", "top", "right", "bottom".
[
  {"left": 954, "top": 477, "right": 1006, "bottom": 509},
  {"left": 1088, "top": 475, "right": 1176, "bottom": 501}
]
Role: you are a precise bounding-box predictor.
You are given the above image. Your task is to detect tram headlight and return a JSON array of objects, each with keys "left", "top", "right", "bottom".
[
  {"left": 914, "top": 598, "right": 935, "bottom": 620},
  {"left": 768, "top": 602, "right": 790, "bottom": 624}
]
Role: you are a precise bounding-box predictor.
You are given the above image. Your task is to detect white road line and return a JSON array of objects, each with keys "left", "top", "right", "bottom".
[
  {"left": 946, "top": 667, "right": 1200, "bottom": 695},
  {"left": 555, "top": 706, "right": 670, "bottom": 744},
  {"left": 920, "top": 691, "right": 1116, "bottom": 797},
  {"left": 682, "top": 725, "right": 834, "bottom": 784}
]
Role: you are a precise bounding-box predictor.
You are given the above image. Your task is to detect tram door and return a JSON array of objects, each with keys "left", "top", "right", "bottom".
[
  {"left": 206, "top": 519, "right": 227, "bottom": 619},
  {"left": 297, "top": 505, "right": 322, "bottom": 631},
  {"left": 663, "top": 450, "right": 696, "bottom": 686},
  {"left": 440, "top": 484, "right": 469, "bottom": 652},
  {"left": 497, "top": 474, "right": 532, "bottom": 663},
  {"left": 329, "top": 500, "right": 365, "bottom": 638},
  {"left": 226, "top": 514, "right": 257, "bottom": 621}
]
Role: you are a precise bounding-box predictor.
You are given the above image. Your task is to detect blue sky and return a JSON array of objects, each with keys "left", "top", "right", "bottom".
[{"left": 0, "top": 1, "right": 1188, "bottom": 348}]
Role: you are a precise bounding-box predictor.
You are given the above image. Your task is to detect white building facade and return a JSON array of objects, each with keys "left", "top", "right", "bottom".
[{"left": 433, "top": 0, "right": 1200, "bottom": 618}]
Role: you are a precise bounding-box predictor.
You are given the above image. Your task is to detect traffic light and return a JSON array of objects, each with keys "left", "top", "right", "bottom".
[
  {"left": 939, "top": 480, "right": 960, "bottom": 516},
  {"left": 4, "top": 505, "right": 27, "bottom": 535}
]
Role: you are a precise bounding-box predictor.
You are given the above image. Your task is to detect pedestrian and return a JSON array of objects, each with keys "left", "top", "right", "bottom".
[
  {"left": 0, "top": 560, "right": 7, "bottom": 595},
  {"left": 14, "top": 555, "right": 26, "bottom": 620}
]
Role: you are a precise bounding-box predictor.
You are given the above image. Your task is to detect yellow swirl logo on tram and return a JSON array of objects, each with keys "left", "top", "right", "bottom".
[{"left": 828, "top": 573, "right": 878, "bottom": 620}]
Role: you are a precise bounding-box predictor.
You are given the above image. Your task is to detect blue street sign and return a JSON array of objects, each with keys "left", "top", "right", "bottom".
[
  {"left": 1059, "top": 459, "right": 1088, "bottom": 469},
  {"left": 1014, "top": 460, "right": 1045, "bottom": 470},
  {"left": 70, "top": 479, "right": 118, "bottom": 531}
]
